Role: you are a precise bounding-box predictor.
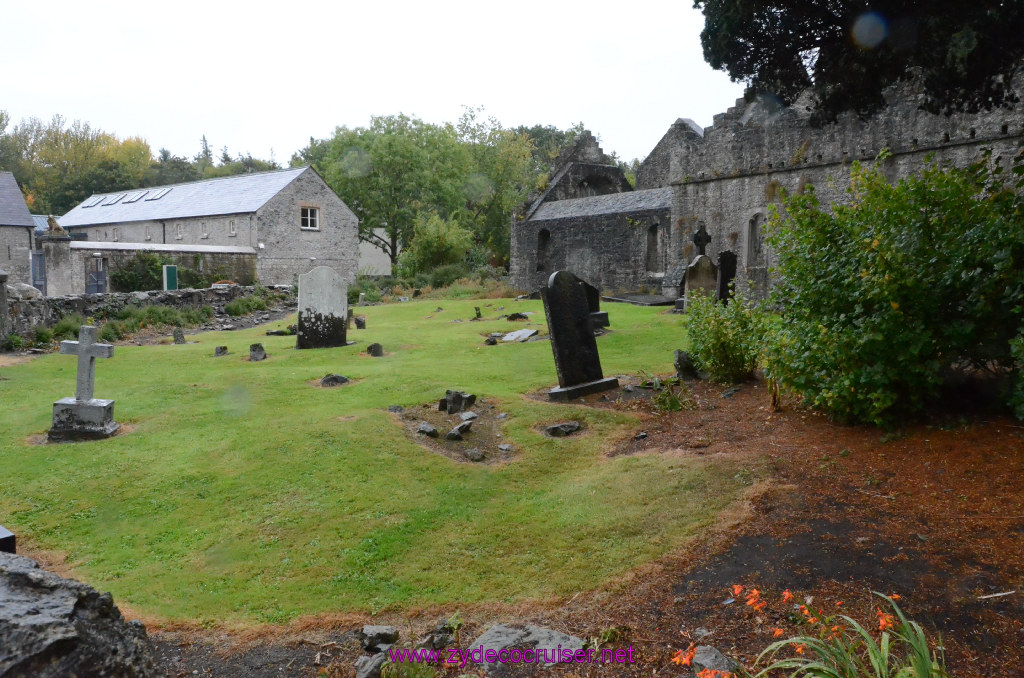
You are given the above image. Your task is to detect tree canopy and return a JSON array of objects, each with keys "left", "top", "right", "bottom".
[{"left": 694, "top": 0, "right": 1024, "bottom": 121}]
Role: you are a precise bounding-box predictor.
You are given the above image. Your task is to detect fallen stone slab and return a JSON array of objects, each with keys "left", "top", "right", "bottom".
[
  {"left": 545, "top": 421, "right": 581, "bottom": 437},
  {"left": 321, "top": 374, "right": 350, "bottom": 387},
  {"left": 361, "top": 625, "right": 399, "bottom": 652},
  {"left": 693, "top": 646, "right": 741, "bottom": 673},
  {"left": 417, "top": 422, "right": 439, "bottom": 438},
  {"left": 464, "top": 448, "right": 485, "bottom": 462},
  {"left": 503, "top": 329, "right": 538, "bottom": 342},
  {"left": 506, "top": 312, "right": 529, "bottom": 321},
  {"left": 470, "top": 623, "right": 585, "bottom": 674},
  {"left": 446, "top": 420, "right": 473, "bottom": 440},
  {"left": 0, "top": 552, "right": 161, "bottom": 677}
]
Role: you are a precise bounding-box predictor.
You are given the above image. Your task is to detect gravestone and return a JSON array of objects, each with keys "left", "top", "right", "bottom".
[
  {"left": 48, "top": 326, "right": 120, "bottom": 442},
  {"left": 214, "top": 346, "right": 229, "bottom": 357},
  {"left": 541, "top": 271, "right": 618, "bottom": 401},
  {"left": 172, "top": 328, "right": 185, "bottom": 344},
  {"left": 681, "top": 224, "right": 718, "bottom": 311},
  {"left": 439, "top": 390, "right": 476, "bottom": 414},
  {"left": 0, "top": 525, "right": 14, "bottom": 553},
  {"left": 0, "top": 268, "right": 8, "bottom": 341},
  {"left": 354, "top": 316, "right": 366, "bottom": 330},
  {"left": 474, "top": 306, "right": 482, "bottom": 320},
  {"left": 297, "top": 266, "right": 349, "bottom": 349},
  {"left": 579, "top": 279, "right": 609, "bottom": 328},
  {"left": 347, "top": 308, "right": 353, "bottom": 328},
  {"left": 249, "top": 343, "right": 266, "bottom": 361},
  {"left": 366, "top": 343, "right": 383, "bottom": 357}
]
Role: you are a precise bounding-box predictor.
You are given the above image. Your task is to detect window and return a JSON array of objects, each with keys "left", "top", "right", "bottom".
[
  {"left": 123, "top": 191, "right": 147, "bottom": 203},
  {"left": 102, "top": 193, "right": 126, "bottom": 206},
  {"left": 536, "top": 229, "right": 551, "bottom": 273},
  {"left": 175, "top": 222, "right": 183, "bottom": 240},
  {"left": 144, "top": 225, "right": 152, "bottom": 241},
  {"left": 300, "top": 206, "right": 319, "bottom": 230},
  {"left": 200, "top": 221, "right": 209, "bottom": 239},
  {"left": 645, "top": 223, "right": 659, "bottom": 272},
  {"left": 112, "top": 227, "right": 119, "bottom": 241},
  {"left": 146, "top": 187, "right": 172, "bottom": 201},
  {"left": 229, "top": 219, "right": 237, "bottom": 237}
]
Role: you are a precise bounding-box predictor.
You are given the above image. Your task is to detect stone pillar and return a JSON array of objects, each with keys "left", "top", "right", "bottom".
[{"left": 39, "top": 235, "right": 74, "bottom": 297}]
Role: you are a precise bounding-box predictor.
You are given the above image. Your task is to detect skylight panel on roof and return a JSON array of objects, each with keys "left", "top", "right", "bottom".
[
  {"left": 102, "top": 194, "right": 126, "bottom": 206},
  {"left": 123, "top": 191, "right": 147, "bottom": 203},
  {"left": 81, "top": 196, "right": 104, "bottom": 208},
  {"left": 146, "top": 187, "right": 172, "bottom": 201}
]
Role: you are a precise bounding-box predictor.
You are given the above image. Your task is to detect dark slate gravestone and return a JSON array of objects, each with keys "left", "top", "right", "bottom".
[
  {"left": 0, "top": 525, "right": 14, "bottom": 554},
  {"left": 367, "top": 343, "right": 384, "bottom": 357},
  {"left": 578, "top": 279, "right": 609, "bottom": 328},
  {"left": 172, "top": 328, "right": 185, "bottom": 344},
  {"left": 541, "top": 271, "right": 618, "bottom": 401},
  {"left": 249, "top": 343, "right": 267, "bottom": 361}
]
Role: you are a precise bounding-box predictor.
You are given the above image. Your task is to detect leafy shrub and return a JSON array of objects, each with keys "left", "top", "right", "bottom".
[
  {"left": 33, "top": 327, "right": 54, "bottom": 347},
  {"left": 426, "top": 263, "right": 472, "bottom": 288},
  {"left": 225, "top": 295, "right": 267, "bottom": 316},
  {"left": 53, "top": 313, "right": 89, "bottom": 340},
  {"left": 766, "top": 156, "right": 1024, "bottom": 425},
  {"left": 110, "top": 252, "right": 164, "bottom": 292},
  {"left": 99, "top": 321, "right": 126, "bottom": 343},
  {"left": 396, "top": 212, "right": 473, "bottom": 277},
  {"left": 683, "top": 291, "right": 769, "bottom": 383},
  {"left": 1, "top": 334, "right": 26, "bottom": 351},
  {"left": 348, "top": 275, "right": 385, "bottom": 305}
]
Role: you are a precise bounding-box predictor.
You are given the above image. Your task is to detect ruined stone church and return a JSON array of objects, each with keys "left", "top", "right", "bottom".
[{"left": 510, "top": 80, "right": 1024, "bottom": 300}]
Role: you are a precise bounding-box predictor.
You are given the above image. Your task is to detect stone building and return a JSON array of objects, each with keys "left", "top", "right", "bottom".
[
  {"left": 0, "top": 171, "right": 35, "bottom": 285},
  {"left": 511, "top": 81, "right": 1024, "bottom": 299},
  {"left": 57, "top": 166, "right": 358, "bottom": 290}
]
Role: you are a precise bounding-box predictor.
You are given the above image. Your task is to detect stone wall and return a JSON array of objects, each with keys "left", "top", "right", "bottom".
[
  {"left": 3, "top": 284, "right": 288, "bottom": 338},
  {"left": 67, "top": 213, "right": 255, "bottom": 248},
  {"left": 635, "top": 118, "right": 703, "bottom": 190},
  {"left": 0, "top": 225, "right": 34, "bottom": 285},
  {"left": 255, "top": 168, "right": 359, "bottom": 286}
]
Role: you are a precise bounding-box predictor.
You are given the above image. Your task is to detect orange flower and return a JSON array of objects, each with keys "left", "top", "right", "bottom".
[
  {"left": 835, "top": 601, "right": 843, "bottom": 607},
  {"left": 808, "top": 617, "right": 819, "bottom": 624},
  {"left": 889, "top": 593, "right": 901, "bottom": 600},
  {"left": 731, "top": 584, "right": 744, "bottom": 596},
  {"left": 673, "top": 645, "right": 696, "bottom": 667},
  {"left": 793, "top": 643, "right": 807, "bottom": 654},
  {"left": 782, "top": 589, "right": 793, "bottom": 603},
  {"left": 799, "top": 604, "right": 809, "bottom": 616},
  {"left": 754, "top": 600, "right": 767, "bottom": 611},
  {"left": 877, "top": 608, "right": 896, "bottom": 631},
  {"left": 772, "top": 627, "right": 785, "bottom": 638}
]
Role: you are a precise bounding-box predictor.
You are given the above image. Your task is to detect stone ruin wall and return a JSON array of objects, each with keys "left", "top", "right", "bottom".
[
  {"left": 2, "top": 284, "right": 291, "bottom": 339},
  {"left": 666, "top": 84, "right": 1024, "bottom": 298}
]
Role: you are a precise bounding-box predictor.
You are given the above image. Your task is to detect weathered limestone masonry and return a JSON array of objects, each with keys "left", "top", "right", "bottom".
[
  {"left": 666, "top": 82, "right": 1024, "bottom": 299},
  {"left": 255, "top": 168, "right": 359, "bottom": 286},
  {"left": 512, "top": 79, "right": 1024, "bottom": 299},
  {"left": 3, "top": 284, "right": 289, "bottom": 338}
]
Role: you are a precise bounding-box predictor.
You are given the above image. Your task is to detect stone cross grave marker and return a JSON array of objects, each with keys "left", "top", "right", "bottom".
[
  {"left": 297, "top": 266, "right": 350, "bottom": 349},
  {"left": 541, "top": 270, "right": 618, "bottom": 401},
  {"left": 48, "top": 325, "right": 120, "bottom": 441},
  {"left": 682, "top": 225, "right": 718, "bottom": 311}
]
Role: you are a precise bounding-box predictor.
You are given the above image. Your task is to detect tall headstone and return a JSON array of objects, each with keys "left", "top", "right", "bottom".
[
  {"left": 0, "top": 267, "right": 8, "bottom": 342},
  {"left": 541, "top": 271, "right": 619, "bottom": 401},
  {"left": 579, "top": 278, "right": 609, "bottom": 328},
  {"left": 683, "top": 224, "right": 718, "bottom": 311},
  {"left": 296, "top": 266, "right": 349, "bottom": 349},
  {"left": 48, "top": 326, "right": 119, "bottom": 442}
]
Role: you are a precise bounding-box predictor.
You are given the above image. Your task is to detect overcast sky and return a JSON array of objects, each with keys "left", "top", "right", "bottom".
[{"left": 2, "top": 0, "right": 745, "bottom": 164}]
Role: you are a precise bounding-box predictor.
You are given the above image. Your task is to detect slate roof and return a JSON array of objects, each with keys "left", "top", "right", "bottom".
[
  {"left": 60, "top": 167, "right": 309, "bottom": 227},
  {"left": 0, "top": 172, "right": 34, "bottom": 228},
  {"left": 529, "top": 187, "right": 672, "bottom": 221}
]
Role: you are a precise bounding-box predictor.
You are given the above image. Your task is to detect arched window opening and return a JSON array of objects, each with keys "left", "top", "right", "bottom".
[
  {"left": 536, "top": 229, "right": 551, "bottom": 273},
  {"left": 645, "top": 223, "right": 660, "bottom": 272}
]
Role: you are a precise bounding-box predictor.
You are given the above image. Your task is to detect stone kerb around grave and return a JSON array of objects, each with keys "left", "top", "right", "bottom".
[
  {"left": 541, "top": 270, "right": 618, "bottom": 401},
  {"left": 296, "top": 266, "right": 349, "bottom": 349}
]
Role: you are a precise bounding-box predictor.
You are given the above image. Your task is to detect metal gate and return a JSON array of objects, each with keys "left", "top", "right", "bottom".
[
  {"left": 30, "top": 251, "right": 46, "bottom": 296},
  {"left": 85, "top": 257, "right": 107, "bottom": 294}
]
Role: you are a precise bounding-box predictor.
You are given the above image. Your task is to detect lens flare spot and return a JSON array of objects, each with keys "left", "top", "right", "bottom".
[{"left": 853, "top": 12, "right": 887, "bottom": 49}]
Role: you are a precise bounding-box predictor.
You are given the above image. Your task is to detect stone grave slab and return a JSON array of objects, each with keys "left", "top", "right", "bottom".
[
  {"left": 541, "top": 271, "right": 618, "bottom": 401},
  {"left": 297, "top": 266, "right": 349, "bottom": 349}
]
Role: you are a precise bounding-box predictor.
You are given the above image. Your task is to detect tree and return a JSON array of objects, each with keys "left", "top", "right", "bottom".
[
  {"left": 693, "top": 0, "right": 1024, "bottom": 121},
  {"left": 310, "top": 114, "right": 471, "bottom": 265}
]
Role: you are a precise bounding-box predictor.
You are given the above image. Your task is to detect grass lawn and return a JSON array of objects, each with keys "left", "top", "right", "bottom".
[{"left": 0, "top": 298, "right": 759, "bottom": 626}]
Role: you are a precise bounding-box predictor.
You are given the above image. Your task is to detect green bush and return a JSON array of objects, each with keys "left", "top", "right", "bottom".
[
  {"left": 225, "top": 295, "right": 267, "bottom": 316},
  {"left": 396, "top": 212, "right": 473, "bottom": 278},
  {"left": 1, "top": 334, "right": 26, "bottom": 351},
  {"left": 683, "top": 291, "right": 769, "bottom": 383},
  {"left": 53, "top": 313, "right": 89, "bottom": 340},
  {"left": 766, "top": 155, "right": 1024, "bottom": 425},
  {"left": 110, "top": 253, "right": 165, "bottom": 292},
  {"left": 33, "top": 327, "right": 54, "bottom": 348}
]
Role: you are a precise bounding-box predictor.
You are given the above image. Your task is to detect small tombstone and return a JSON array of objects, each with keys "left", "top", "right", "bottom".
[
  {"left": 354, "top": 316, "right": 366, "bottom": 330},
  {"left": 578, "top": 279, "right": 609, "bottom": 328},
  {"left": 297, "top": 266, "right": 349, "bottom": 349},
  {"left": 412, "top": 289, "right": 421, "bottom": 297},
  {"left": 172, "top": 328, "right": 185, "bottom": 344},
  {"left": 366, "top": 343, "right": 383, "bottom": 357},
  {"left": 0, "top": 525, "right": 15, "bottom": 553},
  {"left": 249, "top": 343, "right": 267, "bottom": 361},
  {"left": 484, "top": 337, "right": 497, "bottom": 346},
  {"left": 540, "top": 271, "right": 618, "bottom": 401},
  {"left": 214, "top": 346, "right": 229, "bottom": 357},
  {"left": 347, "top": 308, "right": 354, "bottom": 328},
  {"left": 48, "top": 325, "right": 120, "bottom": 442},
  {"left": 358, "top": 292, "right": 366, "bottom": 305},
  {"left": 674, "top": 349, "right": 701, "bottom": 380},
  {"left": 474, "top": 307, "right": 482, "bottom": 320},
  {"left": 438, "top": 390, "right": 476, "bottom": 414},
  {"left": 507, "top": 312, "right": 528, "bottom": 321}
]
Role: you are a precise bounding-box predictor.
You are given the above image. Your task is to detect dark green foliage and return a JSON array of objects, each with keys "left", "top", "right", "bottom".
[
  {"left": 33, "top": 327, "right": 53, "bottom": 348},
  {"left": 683, "top": 291, "right": 769, "bottom": 383},
  {"left": 1, "top": 334, "right": 26, "bottom": 351},
  {"left": 52, "top": 313, "right": 88, "bottom": 340},
  {"left": 693, "top": 0, "right": 1024, "bottom": 122},
  {"left": 766, "top": 156, "right": 1024, "bottom": 425},
  {"left": 110, "top": 253, "right": 164, "bottom": 292},
  {"left": 224, "top": 295, "right": 267, "bottom": 317}
]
